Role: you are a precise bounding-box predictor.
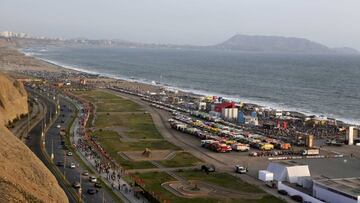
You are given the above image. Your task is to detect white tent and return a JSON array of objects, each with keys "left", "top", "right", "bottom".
[{"left": 267, "top": 162, "right": 310, "bottom": 183}]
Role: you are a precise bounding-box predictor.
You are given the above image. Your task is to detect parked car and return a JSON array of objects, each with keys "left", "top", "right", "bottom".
[
  {"left": 63, "top": 145, "right": 69, "bottom": 150},
  {"left": 56, "top": 125, "right": 61, "bottom": 129},
  {"left": 89, "top": 176, "right": 97, "bottom": 183},
  {"left": 82, "top": 171, "right": 89, "bottom": 176},
  {"left": 72, "top": 181, "right": 81, "bottom": 189},
  {"left": 201, "top": 164, "right": 215, "bottom": 173},
  {"left": 56, "top": 161, "right": 64, "bottom": 167},
  {"left": 66, "top": 151, "right": 73, "bottom": 156},
  {"left": 234, "top": 165, "right": 248, "bottom": 174},
  {"left": 94, "top": 183, "right": 102, "bottom": 188},
  {"left": 87, "top": 188, "right": 98, "bottom": 195},
  {"left": 291, "top": 195, "right": 303, "bottom": 202},
  {"left": 278, "top": 190, "right": 288, "bottom": 195},
  {"left": 69, "top": 162, "right": 76, "bottom": 169}
]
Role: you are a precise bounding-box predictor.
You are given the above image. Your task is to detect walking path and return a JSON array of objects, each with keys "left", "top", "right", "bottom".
[{"left": 66, "top": 97, "right": 148, "bottom": 203}]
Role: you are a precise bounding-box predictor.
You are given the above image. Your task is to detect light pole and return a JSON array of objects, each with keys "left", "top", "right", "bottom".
[
  {"left": 78, "top": 164, "right": 82, "bottom": 202},
  {"left": 50, "top": 139, "right": 54, "bottom": 161},
  {"left": 63, "top": 151, "right": 66, "bottom": 179}
]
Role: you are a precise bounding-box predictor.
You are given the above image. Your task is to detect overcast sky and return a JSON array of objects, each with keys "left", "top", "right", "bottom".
[{"left": 1, "top": 0, "right": 360, "bottom": 49}]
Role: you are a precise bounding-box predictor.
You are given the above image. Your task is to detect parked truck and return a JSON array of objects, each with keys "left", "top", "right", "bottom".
[
  {"left": 259, "top": 143, "right": 274, "bottom": 151},
  {"left": 208, "top": 142, "right": 232, "bottom": 153},
  {"left": 275, "top": 143, "right": 291, "bottom": 150},
  {"left": 231, "top": 143, "right": 250, "bottom": 152},
  {"left": 301, "top": 148, "right": 320, "bottom": 156}
]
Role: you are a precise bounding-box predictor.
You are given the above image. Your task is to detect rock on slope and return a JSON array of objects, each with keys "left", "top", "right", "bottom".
[{"left": 0, "top": 73, "right": 68, "bottom": 203}]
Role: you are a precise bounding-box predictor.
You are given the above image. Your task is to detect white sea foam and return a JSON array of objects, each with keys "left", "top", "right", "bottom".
[{"left": 20, "top": 49, "right": 360, "bottom": 126}]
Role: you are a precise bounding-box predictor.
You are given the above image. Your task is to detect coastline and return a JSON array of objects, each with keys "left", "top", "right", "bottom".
[{"left": 20, "top": 49, "right": 358, "bottom": 126}]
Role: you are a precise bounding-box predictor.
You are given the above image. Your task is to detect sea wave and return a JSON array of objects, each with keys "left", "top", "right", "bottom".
[{"left": 19, "top": 49, "right": 360, "bottom": 125}]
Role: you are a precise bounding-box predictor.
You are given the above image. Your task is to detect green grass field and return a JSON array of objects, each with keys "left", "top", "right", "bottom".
[
  {"left": 75, "top": 90, "right": 143, "bottom": 112},
  {"left": 98, "top": 136, "right": 179, "bottom": 151},
  {"left": 74, "top": 89, "right": 284, "bottom": 203},
  {"left": 137, "top": 172, "right": 216, "bottom": 203},
  {"left": 137, "top": 172, "right": 285, "bottom": 203},
  {"left": 159, "top": 152, "right": 202, "bottom": 168},
  {"left": 94, "top": 113, "right": 163, "bottom": 139},
  {"left": 177, "top": 170, "right": 262, "bottom": 193}
]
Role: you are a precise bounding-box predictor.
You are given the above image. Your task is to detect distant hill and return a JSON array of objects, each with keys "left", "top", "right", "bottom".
[
  {"left": 331, "top": 47, "right": 359, "bottom": 55},
  {"left": 1, "top": 31, "right": 359, "bottom": 54},
  {"left": 213, "top": 34, "right": 340, "bottom": 54}
]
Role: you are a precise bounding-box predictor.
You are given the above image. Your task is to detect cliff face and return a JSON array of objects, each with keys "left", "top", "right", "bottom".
[
  {"left": 0, "top": 73, "right": 28, "bottom": 126},
  {"left": 0, "top": 73, "right": 68, "bottom": 203}
]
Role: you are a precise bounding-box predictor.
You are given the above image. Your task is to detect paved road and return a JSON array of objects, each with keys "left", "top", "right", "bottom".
[
  {"left": 25, "top": 88, "right": 79, "bottom": 203},
  {"left": 45, "top": 96, "right": 116, "bottom": 203},
  {"left": 26, "top": 88, "right": 117, "bottom": 203}
]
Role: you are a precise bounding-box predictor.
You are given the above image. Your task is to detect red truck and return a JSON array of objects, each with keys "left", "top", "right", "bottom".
[{"left": 210, "top": 143, "right": 232, "bottom": 153}]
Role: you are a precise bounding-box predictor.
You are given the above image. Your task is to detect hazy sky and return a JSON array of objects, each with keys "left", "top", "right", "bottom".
[{"left": 1, "top": 0, "right": 360, "bottom": 49}]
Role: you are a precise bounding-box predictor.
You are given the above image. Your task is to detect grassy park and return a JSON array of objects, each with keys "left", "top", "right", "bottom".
[
  {"left": 74, "top": 89, "right": 180, "bottom": 170},
  {"left": 74, "top": 89, "right": 283, "bottom": 203},
  {"left": 137, "top": 171, "right": 285, "bottom": 203}
]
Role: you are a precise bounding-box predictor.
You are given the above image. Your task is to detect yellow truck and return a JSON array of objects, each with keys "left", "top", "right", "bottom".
[{"left": 260, "top": 143, "right": 274, "bottom": 151}]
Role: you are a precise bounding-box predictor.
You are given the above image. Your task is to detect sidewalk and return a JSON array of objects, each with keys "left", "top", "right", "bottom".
[{"left": 67, "top": 97, "right": 148, "bottom": 203}]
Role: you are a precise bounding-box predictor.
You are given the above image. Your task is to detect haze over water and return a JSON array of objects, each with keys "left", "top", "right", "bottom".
[{"left": 26, "top": 47, "right": 360, "bottom": 124}]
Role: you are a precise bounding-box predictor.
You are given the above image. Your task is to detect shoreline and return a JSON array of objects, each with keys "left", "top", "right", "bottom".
[{"left": 20, "top": 49, "right": 359, "bottom": 127}]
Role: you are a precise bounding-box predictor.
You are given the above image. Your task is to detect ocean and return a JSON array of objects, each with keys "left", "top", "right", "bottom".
[{"left": 23, "top": 46, "right": 360, "bottom": 125}]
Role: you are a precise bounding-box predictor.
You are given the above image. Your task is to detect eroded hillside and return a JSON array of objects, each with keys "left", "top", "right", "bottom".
[{"left": 0, "top": 73, "right": 68, "bottom": 203}]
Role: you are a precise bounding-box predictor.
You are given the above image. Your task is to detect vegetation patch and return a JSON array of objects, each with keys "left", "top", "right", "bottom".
[
  {"left": 137, "top": 171, "right": 284, "bottom": 203},
  {"left": 176, "top": 170, "right": 262, "bottom": 193},
  {"left": 138, "top": 172, "right": 216, "bottom": 203},
  {"left": 94, "top": 113, "right": 162, "bottom": 139}
]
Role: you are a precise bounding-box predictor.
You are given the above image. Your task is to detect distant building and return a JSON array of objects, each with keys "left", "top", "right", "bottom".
[
  {"left": 237, "top": 111, "right": 258, "bottom": 125},
  {"left": 347, "top": 126, "right": 359, "bottom": 145},
  {"left": 221, "top": 107, "right": 238, "bottom": 121},
  {"left": 306, "top": 135, "right": 314, "bottom": 148},
  {"left": 237, "top": 111, "right": 245, "bottom": 124},
  {"left": 80, "top": 78, "right": 87, "bottom": 85},
  {"left": 197, "top": 102, "right": 207, "bottom": 111},
  {"left": 215, "top": 102, "right": 236, "bottom": 113}
]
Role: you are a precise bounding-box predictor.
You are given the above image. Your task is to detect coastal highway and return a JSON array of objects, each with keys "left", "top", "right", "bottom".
[
  {"left": 25, "top": 88, "right": 79, "bottom": 203},
  {"left": 26, "top": 88, "right": 116, "bottom": 203}
]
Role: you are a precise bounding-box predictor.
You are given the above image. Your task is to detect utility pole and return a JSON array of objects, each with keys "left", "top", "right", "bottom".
[
  {"left": 27, "top": 111, "right": 30, "bottom": 137},
  {"left": 79, "top": 165, "right": 82, "bottom": 202},
  {"left": 51, "top": 139, "right": 54, "bottom": 161},
  {"left": 102, "top": 190, "right": 105, "bottom": 203},
  {"left": 63, "top": 151, "right": 66, "bottom": 179},
  {"left": 44, "top": 109, "right": 47, "bottom": 128},
  {"left": 42, "top": 120, "right": 45, "bottom": 146}
]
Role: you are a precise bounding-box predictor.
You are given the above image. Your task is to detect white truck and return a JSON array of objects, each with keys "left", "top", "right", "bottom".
[
  {"left": 235, "top": 165, "right": 248, "bottom": 174},
  {"left": 231, "top": 143, "right": 250, "bottom": 152},
  {"left": 301, "top": 148, "right": 320, "bottom": 156}
]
